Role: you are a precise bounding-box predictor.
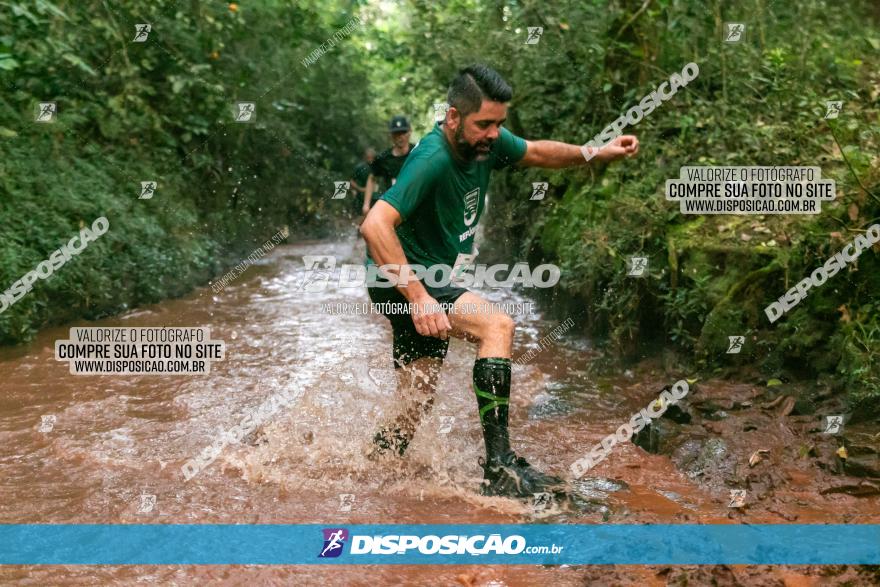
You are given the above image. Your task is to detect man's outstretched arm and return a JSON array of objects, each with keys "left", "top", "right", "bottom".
[{"left": 518, "top": 134, "right": 639, "bottom": 168}]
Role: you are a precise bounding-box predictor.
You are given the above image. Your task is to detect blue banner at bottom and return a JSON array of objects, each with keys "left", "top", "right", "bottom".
[{"left": 1, "top": 524, "right": 878, "bottom": 565}]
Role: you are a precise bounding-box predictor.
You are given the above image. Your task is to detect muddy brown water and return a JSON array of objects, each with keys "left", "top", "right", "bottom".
[{"left": 1, "top": 237, "right": 877, "bottom": 586}]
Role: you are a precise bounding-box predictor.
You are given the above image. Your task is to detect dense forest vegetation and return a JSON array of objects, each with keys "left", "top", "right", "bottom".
[
  {"left": 1, "top": 0, "right": 377, "bottom": 343},
  {"left": 2, "top": 0, "right": 879, "bottom": 415}
]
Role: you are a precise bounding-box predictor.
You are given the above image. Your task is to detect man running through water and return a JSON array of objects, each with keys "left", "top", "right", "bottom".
[
  {"left": 362, "top": 115, "right": 415, "bottom": 215},
  {"left": 360, "top": 64, "right": 639, "bottom": 497}
]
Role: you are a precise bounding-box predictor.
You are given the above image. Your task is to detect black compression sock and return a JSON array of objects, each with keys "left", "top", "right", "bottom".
[{"left": 472, "top": 357, "right": 512, "bottom": 462}]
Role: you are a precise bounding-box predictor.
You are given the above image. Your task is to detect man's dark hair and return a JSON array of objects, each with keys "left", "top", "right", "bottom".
[{"left": 447, "top": 64, "right": 513, "bottom": 118}]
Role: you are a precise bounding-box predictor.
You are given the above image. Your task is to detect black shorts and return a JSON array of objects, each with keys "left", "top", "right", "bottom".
[{"left": 367, "top": 279, "right": 468, "bottom": 369}]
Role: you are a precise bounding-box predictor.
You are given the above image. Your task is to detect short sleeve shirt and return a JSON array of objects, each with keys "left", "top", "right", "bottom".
[
  {"left": 366, "top": 122, "right": 527, "bottom": 269},
  {"left": 370, "top": 144, "right": 416, "bottom": 195}
]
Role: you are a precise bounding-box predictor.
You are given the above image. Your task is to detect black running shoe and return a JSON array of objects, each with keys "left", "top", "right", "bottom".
[
  {"left": 478, "top": 451, "right": 567, "bottom": 498},
  {"left": 370, "top": 426, "right": 411, "bottom": 458}
]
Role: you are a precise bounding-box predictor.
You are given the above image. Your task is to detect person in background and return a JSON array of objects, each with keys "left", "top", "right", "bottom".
[
  {"left": 350, "top": 147, "right": 376, "bottom": 217},
  {"left": 362, "top": 115, "right": 415, "bottom": 215}
]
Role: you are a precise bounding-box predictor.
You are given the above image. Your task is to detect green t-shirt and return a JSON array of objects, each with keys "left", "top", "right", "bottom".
[{"left": 366, "top": 122, "right": 527, "bottom": 269}]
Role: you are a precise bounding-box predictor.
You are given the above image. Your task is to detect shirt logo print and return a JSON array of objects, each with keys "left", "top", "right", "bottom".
[{"left": 463, "top": 187, "right": 480, "bottom": 227}]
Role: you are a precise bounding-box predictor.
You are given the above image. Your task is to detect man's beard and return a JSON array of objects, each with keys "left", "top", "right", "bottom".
[{"left": 454, "top": 126, "right": 493, "bottom": 162}]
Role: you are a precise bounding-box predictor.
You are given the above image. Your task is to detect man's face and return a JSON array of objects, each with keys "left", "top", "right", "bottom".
[
  {"left": 448, "top": 100, "right": 508, "bottom": 162},
  {"left": 390, "top": 130, "right": 411, "bottom": 150}
]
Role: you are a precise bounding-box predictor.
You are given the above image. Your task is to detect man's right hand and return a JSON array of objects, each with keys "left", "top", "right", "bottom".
[
  {"left": 410, "top": 294, "right": 452, "bottom": 340},
  {"left": 361, "top": 204, "right": 371, "bottom": 215}
]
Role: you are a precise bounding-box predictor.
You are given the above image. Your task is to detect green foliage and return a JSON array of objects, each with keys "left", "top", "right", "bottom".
[
  {"left": 366, "top": 0, "right": 880, "bottom": 406},
  {"left": 2, "top": 0, "right": 879, "bottom": 413},
  {"left": 833, "top": 305, "right": 880, "bottom": 403},
  {"left": 0, "top": 0, "right": 377, "bottom": 344}
]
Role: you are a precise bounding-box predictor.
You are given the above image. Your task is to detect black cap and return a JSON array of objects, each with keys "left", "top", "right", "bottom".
[{"left": 389, "top": 115, "right": 410, "bottom": 133}]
